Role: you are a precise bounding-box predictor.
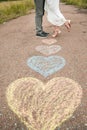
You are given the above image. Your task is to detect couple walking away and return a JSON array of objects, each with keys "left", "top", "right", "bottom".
[{"left": 34, "top": 0, "right": 71, "bottom": 38}]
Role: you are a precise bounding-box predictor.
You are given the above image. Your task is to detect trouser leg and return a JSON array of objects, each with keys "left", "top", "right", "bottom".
[{"left": 34, "top": 0, "right": 45, "bottom": 33}]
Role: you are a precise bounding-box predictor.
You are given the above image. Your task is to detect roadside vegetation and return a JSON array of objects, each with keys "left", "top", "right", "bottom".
[
  {"left": 0, "top": 0, "right": 34, "bottom": 24},
  {"left": 0, "top": 0, "right": 87, "bottom": 24},
  {"left": 61, "top": 0, "right": 87, "bottom": 9}
]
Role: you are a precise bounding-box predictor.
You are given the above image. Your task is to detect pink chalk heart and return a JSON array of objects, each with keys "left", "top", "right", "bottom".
[
  {"left": 35, "top": 45, "right": 61, "bottom": 55},
  {"left": 6, "top": 77, "right": 82, "bottom": 130},
  {"left": 42, "top": 38, "right": 57, "bottom": 45}
]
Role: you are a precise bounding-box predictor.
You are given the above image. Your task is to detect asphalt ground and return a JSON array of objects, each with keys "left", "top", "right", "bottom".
[{"left": 0, "top": 3, "right": 87, "bottom": 130}]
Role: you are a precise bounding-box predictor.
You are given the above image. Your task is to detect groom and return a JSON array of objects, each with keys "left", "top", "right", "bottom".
[{"left": 34, "top": 0, "right": 49, "bottom": 37}]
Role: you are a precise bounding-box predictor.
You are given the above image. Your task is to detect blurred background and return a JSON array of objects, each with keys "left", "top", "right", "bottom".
[
  {"left": 0, "top": 0, "right": 87, "bottom": 24},
  {"left": 61, "top": 0, "right": 87, "bottom": 8}
]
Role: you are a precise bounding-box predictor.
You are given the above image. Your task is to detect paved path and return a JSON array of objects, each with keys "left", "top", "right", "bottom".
[{"left": 0, "top": 3, "right": 87, "bottom": 130}]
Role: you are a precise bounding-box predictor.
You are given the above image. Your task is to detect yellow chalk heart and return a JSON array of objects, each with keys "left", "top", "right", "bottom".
[{"left": 6, "top": 77, "right": 82, "bottom": 130}]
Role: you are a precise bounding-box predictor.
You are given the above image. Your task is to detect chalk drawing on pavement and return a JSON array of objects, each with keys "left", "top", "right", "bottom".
[
  {"left": 35, "top": 45, "right": 61, "bottom": 55},
  {"left": 42, "top": 38, "right": 57, "bottom": 45},
  {"left": 27, "top": 56, "right": 66, "bottom": 77},
  {"left": 6, "top": 77, "right": 82, "bottom": 130}
]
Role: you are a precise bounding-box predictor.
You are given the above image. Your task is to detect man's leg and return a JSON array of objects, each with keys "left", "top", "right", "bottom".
[{"left": 34, "top": 0, "right": 45, "bottom": 34}]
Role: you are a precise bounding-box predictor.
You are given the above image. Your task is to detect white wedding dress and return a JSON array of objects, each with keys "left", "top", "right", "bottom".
[{"left": 45, "top": 0, "right": 67, "bottom": 26}]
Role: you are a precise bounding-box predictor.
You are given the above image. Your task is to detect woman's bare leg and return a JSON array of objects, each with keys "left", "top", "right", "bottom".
[
  {"left": 65, "top": 20, "right": 71, "bottom": 32},
  {"left": 52, "top": 26, "right": 61, "bottom": 38}
]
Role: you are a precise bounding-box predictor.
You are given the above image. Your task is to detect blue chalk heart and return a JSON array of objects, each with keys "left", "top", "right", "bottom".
[{"left": 27, "top": 56, "right": 66, "bottom": 77}]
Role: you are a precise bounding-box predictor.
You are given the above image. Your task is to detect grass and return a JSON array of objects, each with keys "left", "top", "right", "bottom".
[
  {"left": 0, "top": 0, "right": 87, "bottom": 24},
  {"left": 0, "top": 0, "right": 34, "bottom": 24},
  {"left": 61, "top": 0, "right": 87, "bottom": 9}
]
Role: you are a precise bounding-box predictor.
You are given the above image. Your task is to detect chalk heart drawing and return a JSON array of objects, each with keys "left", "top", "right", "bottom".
[
  {"left": 35, "top": 45, "right": 61, "bottom": 55},
  {"left": 42, "top": 38, "right": 57, "bottom": 45},
  {"left": 6, "top": 77, "right": 82, "bottom": 130},
  {"left": 27, "top": 56, "right": 66, "bottom": 77}
]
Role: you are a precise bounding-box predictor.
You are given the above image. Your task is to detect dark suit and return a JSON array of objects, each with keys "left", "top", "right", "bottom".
[{"left": 34, "top": 0, "right": 45, "bottom": 33}]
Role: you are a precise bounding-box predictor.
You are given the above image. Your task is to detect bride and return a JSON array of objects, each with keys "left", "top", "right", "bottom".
[{"left": 45, "top": 0, "right": 71, "bottom": 37}]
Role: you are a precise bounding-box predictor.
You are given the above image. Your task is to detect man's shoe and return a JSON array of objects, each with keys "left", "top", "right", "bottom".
[
  {"left": 42, "top": 31, "right": 49, "bottom": 35},
  {"left": 36, "top": 32, "right": 48, "bottom": 37}
]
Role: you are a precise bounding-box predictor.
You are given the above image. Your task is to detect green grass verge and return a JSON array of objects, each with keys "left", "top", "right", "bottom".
[
  {"left": 61, "top": 0, "right": 87, "bottom": 9},
  {"left": 0, "top": 0, "right": 34, "bottom": 24}
]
